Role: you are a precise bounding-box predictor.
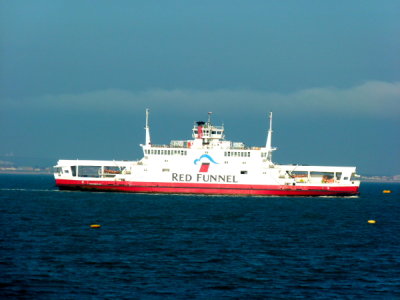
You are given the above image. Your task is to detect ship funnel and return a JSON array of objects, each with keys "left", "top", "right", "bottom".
[
  {"left": 196, "top": 121, "right": 205, "bottom": 139},
  {"left": 145, "top": 109, "right": 151, "bottom": 146},
  {"left": 265, "top": 112, "right": 276, "bottom": 162}
]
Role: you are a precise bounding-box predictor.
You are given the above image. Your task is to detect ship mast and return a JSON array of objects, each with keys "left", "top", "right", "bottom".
[
  {"left": 207, "top": 112, "right": 212, "bottom": 125},
  {"left": 145, "top": 108, "right": 151, "bottom": 146},
  {"left": 265, "top": 112, "right": 276, "bottom": 162}
]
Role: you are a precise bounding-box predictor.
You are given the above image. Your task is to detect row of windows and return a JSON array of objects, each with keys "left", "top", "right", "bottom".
[
  {"left": 145, "top": 149, "right": 267, "bottom": 158},
  {"left": 145, "top": 149, "right": 187, "bottom": 156},
  {"left": 194, "top": 130, "right": 223, "bottom": 135},
  {"left": 224, "top": 151, "right": 251, "bottom": 157}
]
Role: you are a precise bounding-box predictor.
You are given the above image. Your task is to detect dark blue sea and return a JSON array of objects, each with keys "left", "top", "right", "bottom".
[{"left": 1, "top": 174, "right": 399, "bottom": 299}]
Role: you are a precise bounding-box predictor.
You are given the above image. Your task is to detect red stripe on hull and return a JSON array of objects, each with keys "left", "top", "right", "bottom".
[{"left": 55, "top": 179, "right": 359, "bottom": 196}]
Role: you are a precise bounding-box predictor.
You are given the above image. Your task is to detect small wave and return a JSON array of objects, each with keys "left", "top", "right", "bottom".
[
  {"left": 209, "top": 285, "right": 236, "bottom": 291},
  {"left": 0, "top": 188, "right": 59, "bottom": 192}
]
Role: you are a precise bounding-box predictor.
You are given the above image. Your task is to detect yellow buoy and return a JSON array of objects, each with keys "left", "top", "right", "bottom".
[
  {"left": 90, "top": 224, "right": 101, "bottom": 228},
  {"left": 367, "top": 220, "right": 376, "bottom": 224},
  {"left": 383, "top": 190, "right": 392, "bottom": 194}
]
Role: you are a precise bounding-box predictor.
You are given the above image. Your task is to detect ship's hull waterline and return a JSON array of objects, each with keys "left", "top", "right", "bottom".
[{"left": 56, "top": 179, "right": 359, "bottom": 196}]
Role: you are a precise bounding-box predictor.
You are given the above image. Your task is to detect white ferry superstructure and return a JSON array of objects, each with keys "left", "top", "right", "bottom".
[{"left": 54, "top": 110, "right": 360, "bottom": 196}]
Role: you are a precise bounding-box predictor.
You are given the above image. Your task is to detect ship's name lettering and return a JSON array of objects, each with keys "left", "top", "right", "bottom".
[{"left": 172, "top": 173, "right": 238, "bottom": 183}]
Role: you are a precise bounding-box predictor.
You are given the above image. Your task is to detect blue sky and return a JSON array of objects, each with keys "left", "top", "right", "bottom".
[{"left": 1, "top": 0, "right": 399, "bottom": 175}]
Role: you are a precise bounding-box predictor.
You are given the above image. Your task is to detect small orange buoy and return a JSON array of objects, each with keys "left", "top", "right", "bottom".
[
  {"left": 383, "top": 190, "right": 392, "bottom": 194},
  {"left": 90, "top": 224, "right": 101, "bottom": 228},
  {"left": 367, "top": 220, "right": 376, "bottom": 224}
]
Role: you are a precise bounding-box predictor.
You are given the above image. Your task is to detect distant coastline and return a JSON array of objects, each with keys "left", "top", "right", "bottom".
[
  {"left": 359, "top": 176, "right": 400, "bottom": 183},
  {"left": 0, "top": 167, "right": 52, "bottom": 175}
]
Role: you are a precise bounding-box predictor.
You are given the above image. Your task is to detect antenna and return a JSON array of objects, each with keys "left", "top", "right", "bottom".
[{"left": 145, "top": 109, "right": 151, "bottom": 146}]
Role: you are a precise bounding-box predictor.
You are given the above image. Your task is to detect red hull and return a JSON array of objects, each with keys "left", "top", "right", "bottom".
[{"left": 56, "top": 179, "right": 359, "bottom": 196}]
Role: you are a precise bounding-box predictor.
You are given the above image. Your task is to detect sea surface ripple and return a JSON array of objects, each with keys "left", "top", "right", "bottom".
[{"left": 0, "top": 175, "right": 399, "bottom": 299}]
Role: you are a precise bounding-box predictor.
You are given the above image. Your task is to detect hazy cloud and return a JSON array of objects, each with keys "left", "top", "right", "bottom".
[{"left": 4, "top": 81, "right": 399, "bottom": 118}]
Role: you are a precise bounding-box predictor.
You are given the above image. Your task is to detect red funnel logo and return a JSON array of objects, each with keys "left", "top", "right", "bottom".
[
  {"left": 194, "top": 154, "right": 218, "bottom": 173},
  {"left": 199, "top": 163, "right": 210, "bottom": 173}
]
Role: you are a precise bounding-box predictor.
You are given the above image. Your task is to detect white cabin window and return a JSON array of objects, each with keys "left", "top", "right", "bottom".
[
  {"left": 71, "top": 166, "right": 77, "bottom": 176},
  {"left": 350, "top": 173, "right": 358, "bottom": 181},
  {"left": 310, "top": 172, "right": 334, "bottom": 183},
  {"left": 79, "top": 166, "right": 102, "bottom": 178}
]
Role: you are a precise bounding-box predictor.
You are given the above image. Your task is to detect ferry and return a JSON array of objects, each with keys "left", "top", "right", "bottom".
[{"left": 54, "top": 110, "right": 360, "bottom": 196}]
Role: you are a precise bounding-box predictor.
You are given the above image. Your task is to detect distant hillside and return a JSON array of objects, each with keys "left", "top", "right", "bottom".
[{"left": 0, "top": 156, "right": 56, "bottom": 169}]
